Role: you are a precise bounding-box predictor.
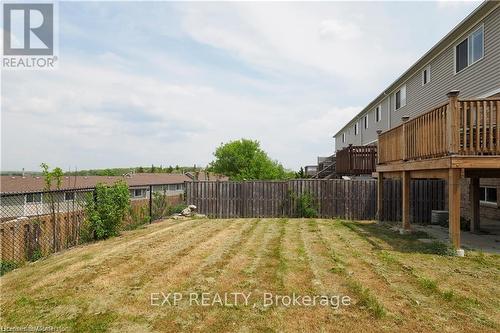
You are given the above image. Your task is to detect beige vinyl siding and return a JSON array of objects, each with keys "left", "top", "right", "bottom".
[
  {"left": 334, "top": 3, "right": 499, "bottom": 150},
  {"left": 391, "top": 6, "right": 500, "bottom": 127},
  {"left": 335, "top": 5, "right": 499, "bottom": 151},
  {"left": 335, "top": 96, "right": 390, "bottom": 150}
]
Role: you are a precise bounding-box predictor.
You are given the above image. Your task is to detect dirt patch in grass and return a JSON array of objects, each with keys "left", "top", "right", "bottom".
[{"left": 1, "top": 218, "right": 498, "bottom": 332}]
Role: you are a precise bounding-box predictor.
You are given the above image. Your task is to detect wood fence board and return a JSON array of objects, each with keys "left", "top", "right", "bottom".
[{"left": 186, "top": 179, "right": 444, "bottom": 222}]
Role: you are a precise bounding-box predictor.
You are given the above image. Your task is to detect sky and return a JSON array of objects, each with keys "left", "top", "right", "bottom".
[{"left": 0, "top": 0, "right": 481, "bottom": 171}]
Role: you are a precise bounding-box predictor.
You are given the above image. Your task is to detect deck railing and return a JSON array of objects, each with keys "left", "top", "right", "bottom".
[
  {"left": 336, "top": 145, "right": 377, "bottom": 175},
  {"left": 378, "top": 92, "right": 500, "bottom": 164}
]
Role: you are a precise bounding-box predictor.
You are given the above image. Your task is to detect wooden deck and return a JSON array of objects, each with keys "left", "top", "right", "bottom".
[
  {"left": 376, "top": 91, "right": 500, "bottom": 252},
  {"left": 336, "top": 145, "right": 377, "bottom": 176}
]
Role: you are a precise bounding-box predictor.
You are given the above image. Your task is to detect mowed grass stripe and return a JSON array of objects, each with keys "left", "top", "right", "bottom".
[
  {"left": 271, "top": 219, "right": 342, "bottom": 332},
  {"left": 182, "top": 219, "right": 273, "bottom": 332},
  {"left": 334, "top": 220, "right": 498, "bottom": 331},
  {"left": 305, "top": 220, "right": 386, "bottom": 319},
  {"left": 1, "top": 218, "right": 499, "bottom": 333},
  {"left": 2, "top": 218, "right": 203, "bottom": 294},
  {"left": 182, "top": 218, "right": 262, "bottom": 289},
  {"left": 317, "top": 220, "right": 437, "bottom": 331},
  {"left": 53, "top": 219, "right": 227, "bottom": 293},
  {"left": 298, "top": 218, "right": 381, "bottom": 332},
  {"left": 136, "top": 219, "right": 247, "bottom": 291},
  {"left": 0, "top": 219, "right": 237, "bottom": 330}
]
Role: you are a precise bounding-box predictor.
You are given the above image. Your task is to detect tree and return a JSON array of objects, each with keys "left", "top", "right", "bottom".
[
  {"left": 82, "top": 181, "right": 130, "bottom": 241},
  {"left": 40, "top": 163, "right": 64, "bottom": 251},
  {"left": 208, "top": 139, "right": 292, "bottom": 180},
  {"left": 296, "top": 167, "right": 306, "bottom": 179}
]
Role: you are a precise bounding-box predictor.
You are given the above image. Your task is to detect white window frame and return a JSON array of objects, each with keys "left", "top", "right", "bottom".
[
  {"left": 364, "top": 114, "right": 368, "bottom": 129},
  {"left": 375, "top": 105, "right": 381, "bottom": 122},
  {"left": 64, "top": 192, "right": 75, "bottom": 201},
  {"left": 131, "top": 188, "right": 147, "bottom": 198},
  {"left": 395, "top": 85, "right": 406, "bottom": 110},
  {"left": 454, "top": 24, "right": 484, "bottom": 74},
  {"left": 342, "top": 132, "right": 346, "bottom": 143},
  {"left": 480, "top": 186, "right": 497, "bottom": 206},
  {"left": 422, "top": 65, "right": 431, "bottom": 86},
  {"left": 25, "top": 193, "right": 42, "bottom": 204},
  {"left": 354, "top": 122, "right": 359, "bottom": 136}
]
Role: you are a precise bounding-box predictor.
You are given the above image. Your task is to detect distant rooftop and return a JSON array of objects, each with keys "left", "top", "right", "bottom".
[{"left": 0, "top": 173, "right": 191, "bottom": 194}]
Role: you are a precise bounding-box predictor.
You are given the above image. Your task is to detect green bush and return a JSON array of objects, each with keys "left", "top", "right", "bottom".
[
  {"left": 0, "top": 260, "right": 19, "bottom": 276},
  {"left": 81, "top": 181, "right": 131, "bottom": 241},
  {"left": 126, "top": 205, "right": 150, "bottom": 230},
  {"left": 168, "top": 204, "right": 187, "bottom": 215},
  {"left": 291, "top": 191, "right": 318, "bottom": 218},
  {"left": 152, "top": 192, "right": 169, "bottom": 220},
  {"left": 29, "top": 248, "right": 43, "bottom": 262}
]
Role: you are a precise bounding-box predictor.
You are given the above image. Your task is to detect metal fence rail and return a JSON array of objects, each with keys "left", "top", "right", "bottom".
[
  {"left": 0, "top": 184, "right": 184, "bottom": 266},
  {"left": 185, "top": 179, "right": 445, "bottom": 221}
]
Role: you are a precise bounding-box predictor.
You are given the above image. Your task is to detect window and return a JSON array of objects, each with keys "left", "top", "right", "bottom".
[
  {"left": 342, "top": 132, "right": 346, "bottom": 143},
  {"left": 422, "top": 65, "right": 431, "bottom": 85},
  {"left": 131, "top": 189, "right": 146, "bottom": 198},
  {"left": 64, "top": 192, "right": 75, "bottom": 201},
  {"left": 456, "top": 39, "right": 468, "bottom": 72},
  {"left": 456, "top": 25, "right": 484, "bottom": 73},
  {"left": 480, "top": 187, "right": 497, "bottom": 205},
  {"left": 26, "top": 193, "right": 42, "bottom": 203},
  {"left": 364, "top": 115, "right": 368, "bottom": 129},
  {"left": 375, "top": 105, "right": 381, "bottom": 122},
  {"left": 395, "top": 85, "right": 406, "bottom": 110},
  {"left": 354, "top": 122, "right": 359, "bottom": 136}
]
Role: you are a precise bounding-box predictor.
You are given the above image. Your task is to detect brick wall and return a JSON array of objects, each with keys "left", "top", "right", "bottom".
[{"left": 461, "top": 178, "right": 500, "bottom": 221}]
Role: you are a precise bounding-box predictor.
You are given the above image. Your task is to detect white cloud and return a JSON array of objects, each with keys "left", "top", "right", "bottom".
[
  {"left": 2, "top": 55, "right": 350, "bottom": 170},
  {"left": 1, "top": 2, "right": 480, "bottom": 171},
  {"left": 178, "top": 2, "right": 413, "bottom": 94},
  {"left": 319, "top": 19, "right": 362, "bottom": 41}
]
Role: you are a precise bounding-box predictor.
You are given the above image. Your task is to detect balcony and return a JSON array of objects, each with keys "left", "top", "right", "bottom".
[
  {"left": 378, "top": 93, "right": 500, "bottom": 169},
  {"left": 375, "top": 91, "right": 500, "bottom": 251},
  {"left": 336, "top": 145, "right": 377, "bottom": 176}
]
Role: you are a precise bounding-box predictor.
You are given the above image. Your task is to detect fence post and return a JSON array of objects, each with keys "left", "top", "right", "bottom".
[
  {"left": 401, "top": 116, "right": 410, "bottom": 161},
  {"left": 149, "top": 185, "right": 153, "bottom": 223},
  {"left": 447, "top": 90, "right": 460, "bottom": 154}
]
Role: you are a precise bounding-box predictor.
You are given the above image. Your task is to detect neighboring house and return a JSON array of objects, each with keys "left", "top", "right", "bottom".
[
  {"left": 0, "top": 173, "right": 191, "bottom": 220},
  {"left": 184, "top": 171, "right": 229, "bottom": 181},
  {"left": 332, "top": 1, "right": 500, "bottom": 224},
  {"left": 304, "top": 165, "right": 318, "bottom": 177}
]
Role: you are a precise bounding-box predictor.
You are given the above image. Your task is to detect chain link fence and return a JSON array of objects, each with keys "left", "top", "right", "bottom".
[{"left": 0, "top": 184, "right": 185, "bottom": 273}]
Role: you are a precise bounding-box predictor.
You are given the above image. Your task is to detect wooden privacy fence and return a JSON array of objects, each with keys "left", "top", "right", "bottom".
[{"left": 185, "top": 179, "right": 445, "bottom": 222}]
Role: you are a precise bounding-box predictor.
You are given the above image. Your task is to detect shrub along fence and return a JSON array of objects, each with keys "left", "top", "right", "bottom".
[
  {"left": 185, "top": 179, "right": 445, "bottom": 221},
  {"left": 0, "top": 185, "right": 184, "bottom": 269}
]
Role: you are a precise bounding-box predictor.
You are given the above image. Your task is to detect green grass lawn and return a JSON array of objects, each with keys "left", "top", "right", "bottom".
[{"left": 1, "top": 218, "right": 499, "bottom": 332}]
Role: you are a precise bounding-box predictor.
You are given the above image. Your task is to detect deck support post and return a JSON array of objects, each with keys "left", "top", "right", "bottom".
[
  {"left": 402, "top": 171, "right": 411, "bottom": 231},
  {"left": 377, "top": 172, "right": 384, "bottom": 221},
  {"left": 470, "top": 177, "right": 480, "bottom": 233},
  {"left": 448, "top": 168, "right": 462, "bottom": 250}
]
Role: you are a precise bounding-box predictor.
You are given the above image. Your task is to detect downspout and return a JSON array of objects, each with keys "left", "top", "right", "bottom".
[
  {"left": 388, "top": 94, "right": 391, "bottom": 129},
  {"left": 359, "top": 116, "right": 363, "bottom": 145}
]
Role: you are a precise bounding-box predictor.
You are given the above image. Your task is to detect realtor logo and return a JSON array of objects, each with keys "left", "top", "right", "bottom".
[
  {"left": 2, "top": 2, "right": 58, "bottom": 69},
  {"left": 3, "top": 3, "right": 53, "bottom": 55}
]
